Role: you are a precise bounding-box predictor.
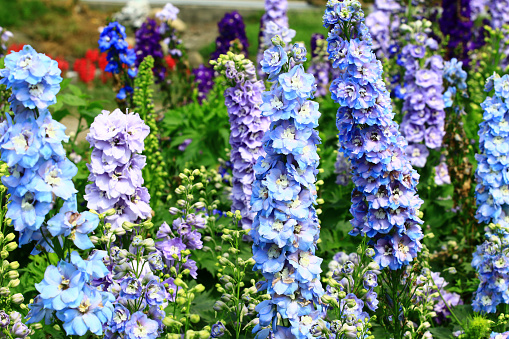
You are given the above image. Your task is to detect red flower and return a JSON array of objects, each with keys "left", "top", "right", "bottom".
[
  {"left": 74, "top": 58, "right": 96, "bottom": 84},
  {"left": 7, "top": 43, "right": 25, "bottom": 54},
  {"left": 85, "top": 49, "right": 100, "bottom": 63},
  {"left": 165, "top": 55, "right": 176, "bottom": 71}
]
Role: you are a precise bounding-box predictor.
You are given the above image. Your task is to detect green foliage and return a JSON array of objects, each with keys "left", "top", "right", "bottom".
[
  {"left": 0, "top": 0, "right": 49, "bottom": 28},
  {"left": 160, "top": 79, "right": 229, "bottom": 172}
]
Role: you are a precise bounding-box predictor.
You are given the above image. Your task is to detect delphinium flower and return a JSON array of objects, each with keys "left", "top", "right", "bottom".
[
  {"left": 135, "top": 18, "right": 166, "bottom": 83},
  {"left": 211, "top": 11, "right": 249, "bottom": 60},
  {"left": 98, "top": 22, "right": 137, "bottom": 102},
  {"left": 324, "top": 0, "right": 424, "bottom": 269},
  {"left": 472, "top": 73, "right": 509, "bottom": 313},
  {"left": 491, "top": 332, "right": 509, "bottom": 338},
  {"left": 0, "top": 45, "right": 85, "bottom": 249},
  {"left": 471, "top": 0, "right": 487, "bottom": 20},
  {"left": 192, "top": 64, "right": 215, "bottom": 104},
  {"left": 112, "top": 0, "right": 151, "bottom": 30},
  {"left": 321, "top": 248, "right": 379, "bottom": 338},
  {"left": 133, "top": 56, "right": 169, "bottom": 207},
  {"left": 365, "top": 0, "right": 402, "bottom": 59},
  {"left": 95, "top": 235, "right": 170, "bottom": 339},
  {"left": 440, "top": 0, "right": 474, "bottom": 65},
  {"left": 308, "top": 33, "right": 330, "bottom": 98},
  {"left": 0, "top": 27, "right": 12, "bottom": 57},
  {"left": 27, "top": 251, "right": 115, "bottom": 336},
  {"left": 250, "top": 37, "right": 325, "bottom": 338},
  {"left": 256, "top": 0, "right": 293, "bottom": 78},
  {"left": 84, "top": 108, "right": 151, "bottom": 231},
  {"left": 212, "top": 52, "right": 270, "bottom": 233},
  {"left": 155, "top": 3, "right": 183, "bottom": 60},
  {"left": 399, "top": 19, "right": 446, "bottom": 168}
]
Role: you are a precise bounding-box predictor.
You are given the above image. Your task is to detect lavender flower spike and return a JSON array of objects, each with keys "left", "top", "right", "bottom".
[
  {"left": 212, "top": 52, "right": 270, "bottom": 232},
  {"left": 324, "top": 0, "right": 424, "bottom": 270},
  {"left": 84, "top": 109, "right": 151, "bottom": 230}
]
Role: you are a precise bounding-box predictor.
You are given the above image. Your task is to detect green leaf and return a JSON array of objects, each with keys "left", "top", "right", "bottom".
[
  {"left": 61, "top": 93, "right": 87, "bottom": 107},
  {"left": 429, "top": 327, "right": 453, "bottom": 338}
]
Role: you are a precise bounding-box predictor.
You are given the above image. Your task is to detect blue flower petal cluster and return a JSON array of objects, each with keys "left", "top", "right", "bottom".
[
  {"left": 84, "top": 108, "right": 151, "bottom": 230},
  {"left": 475, "top": 74, "right": 509, "bottom": 226},
  {"left": 27, "top": 251, "right": 115, "bottom": 336},
  {"left": 491, "top": 332, "right": 509, "bottom": 339},
  {"left": 257, "top": 0, "right": 294, "bottom": 78},
  {"left": 98, "top": 22, "right": 137, "bottom": 99},
  {"left": 324, "top": 0, "right": 424, "bottom": 270},
  {"left": 471, "top": 224, "right": 509, "bottom": 313},
  {"left": 472, "top": 74, "right": 509, "bottom": 313},
  {"left": 399, "top": 21, "right": 446, "bottom": 168},
  {"left": 213, "top": 54, "right": 270, "bottom": 232},
  {"left": 0, "top": 45, "right": 62, "bottom": 110},
  {"left": 365, "top": 0, "right": 402, "bottom": 59},
  {"left": 250, "top": 37, "right": 325, "bottom": 338},
  {"left": 443, "top": 58, "right": 468, "bottom": 109},
  {"left": 0, "top": 46, "right": 81, "bottom": 249}
]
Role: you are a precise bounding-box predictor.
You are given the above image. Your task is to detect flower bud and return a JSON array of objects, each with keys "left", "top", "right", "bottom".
[
  {"left": 8, "top": 279, "right": 19, "bottom": 288},
  {"left": 11, "top": 293, "right": 23, "bottom": 304},
  {"left": 5, "top": 242, "right": 17, "bottom": 252},
  {"left": 190, "top": 314, "right": 200, "bottom": 323},
  {"left": 7, "top": 271, "right": 19, "bottom": 279},
  {"left": 104, "top": 208, "right": 117, "bottom": 217},
  {"left": 4, "top": 234, "right": 14, "bottom": 243}
]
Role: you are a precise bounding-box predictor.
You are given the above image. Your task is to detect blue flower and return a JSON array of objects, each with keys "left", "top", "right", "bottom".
[
  {"left": 56, "top": 286, "right": 114, "bottom": 336},
  {"left": 34, "top": 261, "right": 85, "bottom": 311},
  {"left": 261, "top": 45, "right": 288, "bottom": 80},
  {"left": 47, "top": 208, "right": 99, "bottom": 250},
  {"left": 120, "top": 277, "right": 143, "bottom": 300},
  {"left": 278, "top": 65, "right": 315, "bottom": 100},
  {"left": 124, "top": 311, "right": 159, "bottom": 339},
  {"left": 324, "top": 0, "right": 423, "bottom": 270},
  {"left": 109, "top": 304, "right": 130, "bottom": 333},
  {"left": 145, "top": 280, "right": 166, "bottom": 306},
  {"left": 1, "top": 117, "right": 42, "bottom": 168}
]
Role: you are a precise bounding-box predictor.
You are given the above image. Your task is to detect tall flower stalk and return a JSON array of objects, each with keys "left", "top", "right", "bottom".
[
  {"left": 212, "top": 52, "right": 270, "bottom": 233},
  {"left": 324, "top": 0, "right": 424, "bottom": 270},
  {"left": 250, "top": 37, "right": 325, "bottom": 338},
  {"left": 472, "top": 73, "right": 509, "bottom": 313},
  {"left": 84, "top": 108, "right": 151, "bottom": 231}
]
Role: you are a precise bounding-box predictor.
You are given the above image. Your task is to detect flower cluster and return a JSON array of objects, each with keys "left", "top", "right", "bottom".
[
  {"left": 135, "top": 18, "right": 166, "bottom": 82},
  {"left": 192, "top": 65, "right": 215, "bottom": 104},
  {"left": 443, "top": 58, "right": 468, "bottom": 110},
  {"left": 155, "top": 3, "right": 183, "bottom": 59},
  {"left": 440, "top": 0, "right": 473, "bottom": 65},
  {"left": 27, "top": 251, "right": 115, "bottom": 336},
  {"left": 0, "top": 311, "right": 30, "bottom": 338},
  {"left": 251, "top": 38, "right": 325, "bottom": 338},
  {"left": 365, "top": 0, "right": 402, "bottom": 59},
  {"left": 155, "top": 212, "right": 205, "bottom": 280},
  {"left": 472, "top": 223, "right": 509, "bottom": 313},
  {"left": 211, "top": 11, "right": 249, "bottom": 60},
  {"left": 84, "top": 109, "right": 151, "bottom": 231},
  {"left": 308, "top": 33, "right": 330, "bottom": 97},
  {"left": 98, "top": 22, "right": 137, "bottom": 100},
  {"left": 323, "top": 250, "right": 380, "bottom": 338},
  {"left": 475, "top": 73, "right": 509, "bottom": 227},
  {"left": 0, "top": 46, "right": 82, "bottom": 250},
  {"left": 399, "top": 19, "right": 446, "bottom": 168},
  {"left": 96, "top": 239, "right": 168, "bottom": 339},
  {"left": 324, "top": 0, "right": 424, "bottom": 270},
  {"left": 0, "top": 45, "right": 62, "bottom": 110},
  {"left": 257, "top": 0, "right": 294, "bottom": 78},
  {"left": 212, "top": 52, "right": 270, "bottom": 232},
  {"left": 492, "top": 332, "right": 509, "bottom": 339},
  {"left": 0, "top": 26, "right": 12, "bottom": 57}
]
